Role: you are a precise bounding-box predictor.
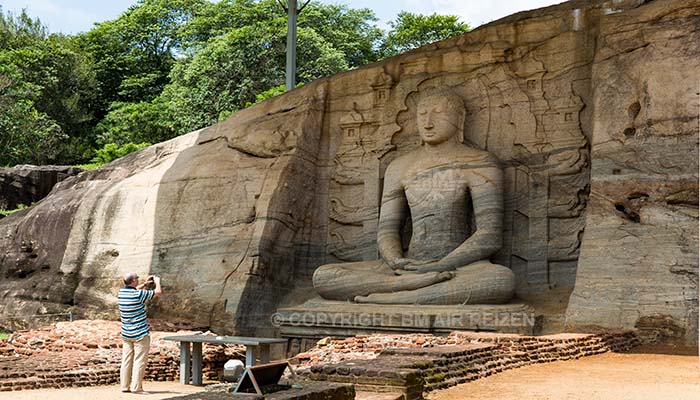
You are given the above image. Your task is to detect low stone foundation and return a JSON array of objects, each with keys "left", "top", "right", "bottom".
[
  {"left": 299, "top": 331, "right": 640, "bottom": 399},
  {"left": 0, "top": 319, "right": 641, "bottom": 397},
  {"left": 278, "top": 299, "right": 538, "bottom": 354},
  {"left": 0, "top": 320, "right": 244, "bottom": 391}
]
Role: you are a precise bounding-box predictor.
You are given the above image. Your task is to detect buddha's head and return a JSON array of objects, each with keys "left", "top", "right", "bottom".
[{"left": 416, "top": 88, "right": 466, "bottom": 145}]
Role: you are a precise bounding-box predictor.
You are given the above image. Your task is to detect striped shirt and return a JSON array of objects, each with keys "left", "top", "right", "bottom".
[{"left": 118, "top": 286, "right": 155, "bottom": 341}]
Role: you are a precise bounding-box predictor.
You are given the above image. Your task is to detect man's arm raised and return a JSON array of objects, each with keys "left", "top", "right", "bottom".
[{"left": 153, "top": 276, "right": 162, "bottom": 298}]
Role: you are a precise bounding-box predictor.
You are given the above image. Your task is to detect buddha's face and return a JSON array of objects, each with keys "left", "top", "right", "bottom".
[{"left": 417, "top": 96, "right": 462, "bottom": 145}]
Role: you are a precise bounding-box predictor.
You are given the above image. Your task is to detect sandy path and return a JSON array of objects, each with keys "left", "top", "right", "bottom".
[
  {"left": 1, "top": 381, "right": 205, "bottom": 400},
  {"left": 427, "top": 352, "right": 700, "bottom": 400},
  {"left": 3, "top": 352, "right": 699, "bottom": 400}
]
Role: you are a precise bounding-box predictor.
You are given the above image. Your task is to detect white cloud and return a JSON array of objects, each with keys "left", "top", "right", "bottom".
[{"left": 401, "top": 0, "right": 565, "bottom": 27}]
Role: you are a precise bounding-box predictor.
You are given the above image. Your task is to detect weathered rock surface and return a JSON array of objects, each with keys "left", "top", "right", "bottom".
[
  {"left": 0, "top": 165, "right": 83, "bottom": 211},
  {"left": 564, "top": 0, "right": 700, "bottom": 345},
  {"left": 0, "top": 0, "right": 697, "bottom": 344},
  {"left": 0, "top": 85, "right": 327, "bottom": 334}
]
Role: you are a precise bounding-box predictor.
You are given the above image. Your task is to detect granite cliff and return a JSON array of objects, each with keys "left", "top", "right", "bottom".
[{"left": 0, "top": 0, "right": 697, "bottom": 344}]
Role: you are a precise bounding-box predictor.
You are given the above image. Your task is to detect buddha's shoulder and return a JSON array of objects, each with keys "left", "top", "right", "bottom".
[
  {"left": 387, "top": 151, "right": 415, "bottom": 167},
  {"left": 457, "top": 145, "right": 500, "bottom": 165}
]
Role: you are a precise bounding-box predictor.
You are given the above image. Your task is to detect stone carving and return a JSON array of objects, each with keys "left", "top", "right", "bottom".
[{"left": 313, "top": 89, "right": 516, "bottom": 304}]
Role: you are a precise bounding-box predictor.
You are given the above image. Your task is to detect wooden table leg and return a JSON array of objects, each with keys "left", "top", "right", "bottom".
[
  {"left": 258, "top": 344, "right": 270, "bottom": 364},
  {"left": 180, "top": 342, "right": 191, "bottom": 384},
  {"left": 192, "top": 342, "right": 203, "bottom": 385},
  {"left": 245, "top": 346, "right": 255, "bottom": 367}
]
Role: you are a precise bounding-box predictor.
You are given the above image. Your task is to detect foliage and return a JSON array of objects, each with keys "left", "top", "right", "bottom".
[
  {"left": 0, "top": 64, "right": 65, "bottom": 166},
  {"left": 381, "top": 11, "right": 470, "bottom": 57},
  {"left": 0, "top": 9, "right": 96, "bottom": 165},
  {"left": 96, "top": 99, "right": 175, "bottom": 146},
  {"left": 1, "top": 1, "right": 471, "bottom": 167},
  {"left": 74, "top": 0, "right": 207, "bottom": 112},
  {"left": 296, "top": 2, "right": 383, "bottom": 68},
  {"left": 162, "top": 22, "right": 347, "bottom": 132},
  {"left": 253, "top": 84, "right": 287, "bottom": 103},
  {"left": 91, "top": 142, "right": 151, "bottom": 164},
  {"left": 73, "top": 162, "right": 103, "bottom": 171},
  {"left": 0, "top": 331, "right": 8, "bottom": 340},
  {"left": 0, "top": 203, "right": 28, "bottom": 218},
  {"left": 242, "top": 83, "right": 303, "bottom": 109}
]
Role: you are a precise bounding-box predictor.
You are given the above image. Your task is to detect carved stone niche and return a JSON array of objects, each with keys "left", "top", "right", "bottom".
[
  {"left": 326, "top": 69, "right": 397, "bottom": 263},
  {"left": 324, "top": 55, "right": 592, "bottom": 297}
]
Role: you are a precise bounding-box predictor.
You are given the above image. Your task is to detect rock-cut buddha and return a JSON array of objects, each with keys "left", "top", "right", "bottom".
[{"left": 313, "top": 88, "right": 516, "bottom": 305}]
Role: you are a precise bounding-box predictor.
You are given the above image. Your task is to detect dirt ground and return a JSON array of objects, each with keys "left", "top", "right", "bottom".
[
  {"left": 427, "top": 351, "right": 700, "bottom": 400},
  {"left": 0, "top": 381, "right": 205, "bottom": 400},
  {"left": 3, "top": 351, "right": 699, "bottom": 400}
]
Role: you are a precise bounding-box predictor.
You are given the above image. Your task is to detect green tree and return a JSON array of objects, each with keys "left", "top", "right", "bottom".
[
  {"left": 79, "top": 0, "right": 384, "bottom": 146},
  {"left": 381, "top": 11, "right": 470, "bottom": 57},
  {"left": 162, "top": 23, "right": 347, "bottom": 133},
  {"left": 180, "top": 0, "right": 382, "bottom": 67},
  {"left": 74, "top": 0, "right": 207, "bottom": 117},
  {"left": 0, "top": 9, "right": 96, "bottom": 165},
  {"left": 0, "top": 65, "right": 65, "bottom": 166},
  {"left": 96, "top": 100, "right": 175, "bottom": 146},
  {"left": 3, "top": 2, "right": 474, "bottom": 166},
  {"left": 91, "top": 142, "right": 151, "bottom": 164},
  {"left": 0, "top": 6, "right": 46, "bottom": 48},
  {"left": 298, "top": 2, "right": 383, "bottom": 68},
  {"left": 178, "top": 0, "right": 275, "bottom": 50}
]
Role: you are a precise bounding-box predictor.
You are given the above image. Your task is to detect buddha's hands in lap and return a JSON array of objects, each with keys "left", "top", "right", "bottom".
[
  {"left": 399, "top": 260, "right": 454, "bottom": 274},
  {"left": 390, "top": 259, "right": 455, "bottom": 279},
  {"left": 387, "top": 258, "right": 433, "bottom": 271}
]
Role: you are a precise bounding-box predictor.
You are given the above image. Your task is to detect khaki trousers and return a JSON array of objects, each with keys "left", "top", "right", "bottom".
[{"left": 120, "top": 334, "right": 151, "bottom": 392}]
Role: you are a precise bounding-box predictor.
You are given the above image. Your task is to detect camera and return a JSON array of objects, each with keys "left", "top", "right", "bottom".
[{"left": 143, "top": 275, "right": 157, "bottom": 290}]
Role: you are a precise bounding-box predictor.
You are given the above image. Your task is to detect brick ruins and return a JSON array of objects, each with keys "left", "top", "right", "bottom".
[
  {"left": 296, "top": 331, "right": 639, "bottom": 399},
  {"left": 1, "top": 320, "right": 638, "bottom": 397},
  {"left": 0, "top": 320, "right": 243, "bottom": 391}
]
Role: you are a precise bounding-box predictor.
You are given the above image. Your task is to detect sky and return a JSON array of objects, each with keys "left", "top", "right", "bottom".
[{"left": 0, "top": 0, "right": 564, "bottom": 35}]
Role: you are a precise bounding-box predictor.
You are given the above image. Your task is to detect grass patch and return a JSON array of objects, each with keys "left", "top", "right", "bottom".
[
  {"left": 0, "top": 203, "right": 28, "bottom": 217},
  {"left": 0, "top": 331, "right": 8, "bottom": 341},
  {"left": 73, "top": 162, "right": 104, "bottom": 171}
]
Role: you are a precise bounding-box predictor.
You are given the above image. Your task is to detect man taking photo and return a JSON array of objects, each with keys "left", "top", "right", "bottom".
[{"left": 118, "top": 272, "right": 162, "bottom": 394}]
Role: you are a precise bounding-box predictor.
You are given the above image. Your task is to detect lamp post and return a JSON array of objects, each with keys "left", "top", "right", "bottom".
[{"left": 277, "top": 0, "right": 311, "bottom": 91}]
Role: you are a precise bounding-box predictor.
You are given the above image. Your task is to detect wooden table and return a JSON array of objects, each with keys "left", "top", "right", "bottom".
[{"left": 163, "top": 335, "right": 287, "bottom": 385}]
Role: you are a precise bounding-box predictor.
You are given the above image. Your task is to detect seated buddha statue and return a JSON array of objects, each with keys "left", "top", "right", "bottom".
[{"left": 312, "top": 88, "right": 516, "bottom": 305}]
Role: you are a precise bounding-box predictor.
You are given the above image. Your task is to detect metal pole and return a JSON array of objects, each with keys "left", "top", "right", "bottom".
[{"left": 285, "top": 0, "right": 297, "bottom": 91}]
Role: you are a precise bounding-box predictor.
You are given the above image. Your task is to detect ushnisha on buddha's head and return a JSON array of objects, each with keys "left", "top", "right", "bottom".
[{"left": 416, "top": 88, "right": 466, "bottom": 146}]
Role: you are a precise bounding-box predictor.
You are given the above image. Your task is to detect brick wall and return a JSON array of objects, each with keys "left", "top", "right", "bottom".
[
  {"left": 0, "top": 320, "right": 244, "bottom": 391},
  {"left": 299, "top": 331, "right": 640, "bottom": 399}
]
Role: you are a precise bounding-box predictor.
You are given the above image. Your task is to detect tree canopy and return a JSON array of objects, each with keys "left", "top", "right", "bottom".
[
  {"left": 0, "top": 1, "right": 471, "bottom": 166},
  {"left": 381, "top": 12, "right": 470, "bottom": 57}
]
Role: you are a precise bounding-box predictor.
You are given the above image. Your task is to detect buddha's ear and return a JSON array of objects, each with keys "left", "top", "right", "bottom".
[{"left": 458, "top": 109, "right": 466, "bottom": 143}]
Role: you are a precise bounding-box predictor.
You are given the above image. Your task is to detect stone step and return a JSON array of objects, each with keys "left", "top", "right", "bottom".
[{"left": 355, "top": 391, "right": 404, "bottom": 400}]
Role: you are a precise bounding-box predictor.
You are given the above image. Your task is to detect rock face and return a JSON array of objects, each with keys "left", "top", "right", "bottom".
[
  {"left": 0, "top": 0, "right": 697, "bottom": 344},
  {"left": 564, "top": 0, "right": 700, "bottom": 345},
  {"left": 0, "top": 86, "right": 327, "bottom": 334},
  {"left": 0, "top": 165, "right": 83, "bottom": 211}
]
